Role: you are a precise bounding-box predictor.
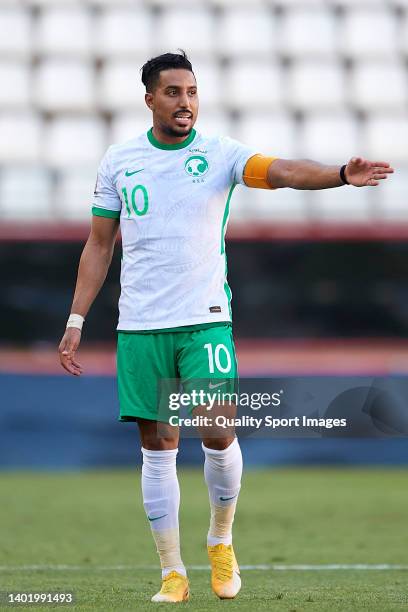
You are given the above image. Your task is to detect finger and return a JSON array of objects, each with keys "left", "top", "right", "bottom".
[
  {"left": 71, "top": 356, "right": 83, "bottom": 371},
  {"left": 59, "top": 348, "right": 82, "bottom": 373},
  {"left": 373, "top": 173, "right": 388, "bottom": 180},
  {"left": 65, "top": 361, "right": 82, "bottom": 376},
  {"left": 61, "top": 345, "right": 78, "bottom": 358},
  {"left": 60, "top": 359, "right": 82, "bottom": 376},
  {"left": 371, "top": 161, "right": 390, "bottom": 168},
  {"left": 58, "top": 339, "right": 68, "bottom": 353},
  {"left": 367, "top": 178, "right": 379, "bottom": 186},
  {"left": 375, "top": 167, "right": 394, "bottom": 173},
  {"left": 370, "top": 164, "right": 393, "bottom": 171}
]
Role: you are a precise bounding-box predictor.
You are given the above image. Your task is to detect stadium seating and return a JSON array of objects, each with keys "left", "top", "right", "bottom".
[
  {"left": 0, "top": 7, "right": 31, "bottom": 58},
  {"left": 54, "top": 169, "right": 97, "bottom": 220},
  {"left": 217, "top": 8, "right": 276, "bottom": 58},
  {"left": 34, "top": 60, "right": 95, "bottom": 112},
  {"left": 27, "top": 0, "right": 88, "bottom": 5},
  {"left": 224, "top": 61, "right": 283, "bottom": 111},
  {"left": 0, "top": 167, "right": 53, "bottom": 220},
  {"left": 308, "top": 183, "right": 373, "bottom": 223},
  {"left": 332, "top": 0, "right": 385, "bottom": 6},
  {"left": 301, "top": 113, "right": 359, "bottom": 163},
  {"left": 272, "top": 0, "right": 327, "bottom": 7},
  {"left": 90, "top": 0, "right": 142, "bottom": 5},
  {"left": 0, "top": 1, "right": 407, "bottom": 221},
  {"left": 34, "top": 6, "right": 93, "bottom": 57},
  {"left": 190, "top": 60, "right": 222, "bottom": 109},
  {"left": 364, "top": 114, "right": 408, "bottom": 165},
  {"left": 195, "top": 112, "right": 232, "bottom": 139},
  {"left": 287, "top": 60, "right": 346, "bottom": 112},
  {"left": 238, "top": 113, "right": 297, "bottom": 159},
  {"left": 378, "top": 168, "right": 408, "bottom": 221},
  {"left": 0, "top": 113, "right": 43, "bottom": 163},
  {"left": 110, "top": 112, "right": 153, "bottom": 145},
  {"left": 340, "top": 8, "right": 397, "bottom": 59},
  {"left": 349, "top": 61, "right": 408, "bottom": 112},
  {"left": 243, "top": 186, "right": 309, "bottom": 223},
  {"left": 400, "top": 12, "right": 408, "bottom": 57},
  {"left": 0, "top": 61, "right": 31, "bottom": 109},
  {"left": 28, "top": 0, "right": 139, "bottom": 5},
  {"left": 44, "top": 116, "right": 106, "bottom": 168},
  {"left": 155, "top": 8, "right": 215, "bottom": 57},
  {"left": 94, "top": 8, "right": 153, "bottom": 59},
  {"left": 211, "top": 0, "right": 265, "bottom": 7},
  {"left": 279, "top": 7, "right": 337, "bottom": 59},
  {"left": 146, "top": 0, "right": 198, "bottom": 6},
  {"left": 98, "top": 61, "right": 147, "bottom": 112}
]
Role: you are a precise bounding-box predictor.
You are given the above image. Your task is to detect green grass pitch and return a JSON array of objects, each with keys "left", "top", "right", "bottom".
[{"left": 1, "top": 468, "right": 407, "bottom": 611}]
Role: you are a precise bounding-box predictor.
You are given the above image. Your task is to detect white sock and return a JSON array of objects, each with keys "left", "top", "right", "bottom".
[
  {"left": 141, "top": 447, "right": 186, "bottom": 579},
  {"left": 202, "top": 438, "right": 243, "bottom": 547}
]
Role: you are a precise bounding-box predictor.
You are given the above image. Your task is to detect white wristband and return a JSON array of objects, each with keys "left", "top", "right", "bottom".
[{"left": 66, "top": 314, "right": 85, "bottom": 331}]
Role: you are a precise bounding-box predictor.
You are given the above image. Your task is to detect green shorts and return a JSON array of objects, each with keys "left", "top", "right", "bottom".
[{"left": 117, "top": 322, "right": 238, "bottom": 423}]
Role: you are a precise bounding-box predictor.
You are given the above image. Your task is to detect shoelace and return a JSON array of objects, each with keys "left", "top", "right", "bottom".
[
  {"left": 209, "top": 547, "right": 233, "bottom": 582},
  {"left": 161, "top": 572, "right": 185, "bottom": 594}
]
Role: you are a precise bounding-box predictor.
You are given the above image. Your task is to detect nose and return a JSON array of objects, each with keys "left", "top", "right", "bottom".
[{"left": 179, "top": 91, "right": 190, "bottom": 109}]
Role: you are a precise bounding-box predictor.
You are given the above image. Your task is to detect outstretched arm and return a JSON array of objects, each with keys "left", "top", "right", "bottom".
[
  {"left": 267, "top": 157, "right": 394, "bottom": 190},
  {"left": 58, "top": 215, "right": 120, "bottom": 376}
]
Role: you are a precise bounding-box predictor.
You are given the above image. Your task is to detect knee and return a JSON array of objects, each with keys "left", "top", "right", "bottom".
[
  {"left": 201, "top": 436, "right": 236, "bottom": 451},
  {"left": 142, "top": 435, "right": 178, "bottom": 451},
  {"left": 136, "top": 418, "right": 179, "bottom": 451}
]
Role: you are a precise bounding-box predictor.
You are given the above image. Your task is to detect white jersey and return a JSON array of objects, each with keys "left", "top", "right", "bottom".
[{"left": 92, "top": 128, "right": 257, "bottom": 331}]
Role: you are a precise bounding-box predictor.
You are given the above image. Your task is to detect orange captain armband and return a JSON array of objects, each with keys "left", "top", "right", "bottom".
[{"left": 243, "top": 154, "right": 278, "bottom": 190}]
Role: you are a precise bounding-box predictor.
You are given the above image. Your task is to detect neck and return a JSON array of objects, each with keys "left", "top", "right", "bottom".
[{"left": 152, "top": 124, "right": 191, "bottom": 146}]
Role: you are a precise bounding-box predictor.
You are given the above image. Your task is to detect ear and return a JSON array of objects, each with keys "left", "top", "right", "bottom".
[{"left": 145, "top": 92, "right": 154, "bottom": 111}]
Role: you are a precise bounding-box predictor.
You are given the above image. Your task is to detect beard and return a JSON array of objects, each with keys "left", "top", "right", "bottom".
[{"left": 161, "top": 122, "right": 192, "bottom": 138}]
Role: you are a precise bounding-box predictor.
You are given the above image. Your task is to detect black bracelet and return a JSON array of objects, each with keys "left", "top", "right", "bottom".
[{"left": 340, "top": 164, "right": 349, "bottom": 185}]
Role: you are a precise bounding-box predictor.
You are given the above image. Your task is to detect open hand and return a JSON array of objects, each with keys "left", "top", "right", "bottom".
[
  {"left": 345, "top": 157, "right": 394, "bottom": 187},
  {"left": 58, "top": 327, "right": 83, "bottom": 376}
]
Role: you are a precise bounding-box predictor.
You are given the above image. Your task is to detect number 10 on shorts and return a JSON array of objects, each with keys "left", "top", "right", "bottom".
[{"left": 204, "top": 343, "right": 231, "bottom": 374}]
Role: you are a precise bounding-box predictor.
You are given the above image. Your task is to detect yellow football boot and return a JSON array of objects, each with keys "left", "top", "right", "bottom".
[
  {"left": 207, "top": 543, "right": 241, "bottom": 599},
  {"left": 151, "top": 571, "right": 190, "bottom": 603}
]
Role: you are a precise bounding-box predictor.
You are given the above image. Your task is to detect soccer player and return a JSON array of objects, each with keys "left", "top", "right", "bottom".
[{"left": 58, "top": 50, "right": 393, "bottom": 603}]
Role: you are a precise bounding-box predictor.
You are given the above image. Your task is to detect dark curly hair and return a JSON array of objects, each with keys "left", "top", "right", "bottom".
[{"left": 141, "top": 50, "right": 194, "bottom": 93}]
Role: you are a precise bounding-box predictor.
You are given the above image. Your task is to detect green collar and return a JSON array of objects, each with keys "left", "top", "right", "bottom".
[{"left": 147, "top": 127, "right": 196, "bottom": 150}]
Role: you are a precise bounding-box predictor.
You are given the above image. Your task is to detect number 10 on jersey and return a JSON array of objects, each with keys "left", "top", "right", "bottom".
[
  {"left": 204, "top": 343, "right": 232, "bottom": 374},
  {"left": 122, "top": 185, "right": 149, "bottom": 217}
]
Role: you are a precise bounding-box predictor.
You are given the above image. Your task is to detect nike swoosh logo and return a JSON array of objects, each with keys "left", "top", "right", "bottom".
[
  {"left": 148, "top": 513, "right": 168, "bottom": 522},
  {"left": 125, "top": 168, "right": 144, "bottom": 176},
  {"left": 219, "top": 495, "right": 237, "bottom": 501},
  {"left": 209, "top": 381, "right": 227, "bottom": 390}
]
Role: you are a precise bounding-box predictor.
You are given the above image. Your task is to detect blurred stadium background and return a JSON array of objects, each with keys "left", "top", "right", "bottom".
[{"left": 1, "top": 0, "right": 408, "bottom": 470}]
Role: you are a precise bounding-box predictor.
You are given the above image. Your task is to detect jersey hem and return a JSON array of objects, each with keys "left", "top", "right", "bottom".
[
  {"left": 116, "top": 314, "right": 232, "bottom": 331},
  {"left": 117, "top": 321, "right": 231, "bottom": 334}
]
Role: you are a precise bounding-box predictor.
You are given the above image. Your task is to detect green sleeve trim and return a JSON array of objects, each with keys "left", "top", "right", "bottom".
[
  {"left": 221, "top": 184, "right": 236, "bottom": 254},
  {"left": 92, "top": 206, "right": 120, "bottom": 219}
]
